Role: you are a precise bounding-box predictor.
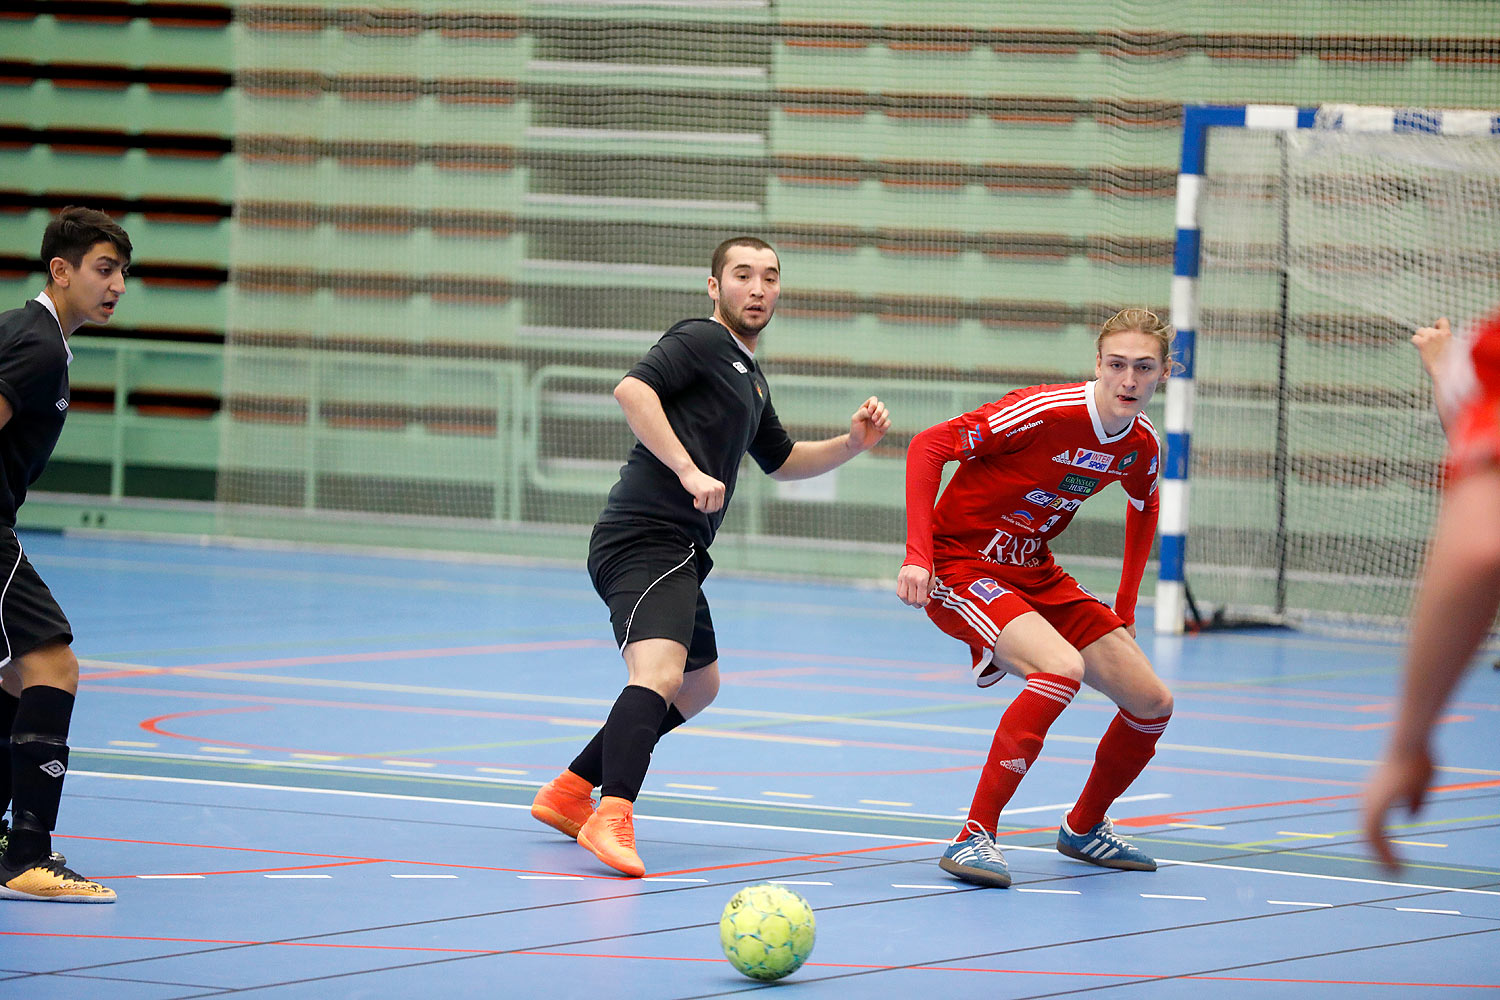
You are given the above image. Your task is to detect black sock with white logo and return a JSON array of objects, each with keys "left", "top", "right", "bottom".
[{"left": 5, "top": 685, "right": 73, "bottom": 867}]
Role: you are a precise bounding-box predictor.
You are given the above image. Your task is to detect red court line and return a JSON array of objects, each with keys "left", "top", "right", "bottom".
[
  {"left": 119, "top": 689, "right": 1365, "bottom": 787},
  {"left": 111, "top": 859, "right": 380, "bottom": 880},
  {"left": 13, "top": 931, "right": 1482, "bottom": 989},
  {"left": 0, "top": 931, "right": 499, "bottom": 955},
  {"left": 57, "top": 833, "right": 622, "bottom": 881},
  {"left": 82, "top": 638, "right": 616, "bottom": 680},
  {"left": 522, "top": 951, "right": 1498, "bottom": 988},
  {"left": 1116, "top": 778, "right": 1500, "bottom": 828},
  {"left": 651, "top": 839, "right": 943, "bottom": 878}
]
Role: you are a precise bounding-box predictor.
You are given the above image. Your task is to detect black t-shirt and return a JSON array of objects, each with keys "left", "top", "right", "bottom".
[
  {"left": 0, "top": 299, "right": 71, "bottom": 527},
  {"left": 598, "top": 318, "right": 795, "bottom": 549}
]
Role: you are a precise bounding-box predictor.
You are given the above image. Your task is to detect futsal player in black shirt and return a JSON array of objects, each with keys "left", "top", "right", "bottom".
[
  {"left": 532, "top": 237, "right": 891, "bottom": 876},
  {"left": 0, "top": 207, "right": 130, "bottom": 903}
]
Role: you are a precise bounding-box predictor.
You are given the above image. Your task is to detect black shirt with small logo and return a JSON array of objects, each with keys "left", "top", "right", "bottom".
[
  {"left": 0, "top": 300, "right": 71, "bottom": 527},
  {"left": 597, "top": 318, "right": 795, "bottom": 550}
]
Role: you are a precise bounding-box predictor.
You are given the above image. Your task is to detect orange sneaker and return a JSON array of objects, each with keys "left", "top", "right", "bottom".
[
  {"left": 531, "top": 770, "right": 596, "bottom": 839},
  {"left": 576, "top": 795, "right": 645, "bottom": 877}
]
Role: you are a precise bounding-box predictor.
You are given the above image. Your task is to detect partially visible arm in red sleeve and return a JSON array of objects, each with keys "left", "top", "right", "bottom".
[
  {"left": 903, "top": 422, "right": 959, "bottom": 571},
  {"left": 1114, "top": 487, "right": 1159, "bottom": 629}
]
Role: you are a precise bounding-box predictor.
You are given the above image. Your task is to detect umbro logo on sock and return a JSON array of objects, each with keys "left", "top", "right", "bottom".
[
  {"left": 39, "top": 760, "right": 66, "bottom": 778},
  {"left": 999, "top": 757, "right": 1027, "bottom": 775}
]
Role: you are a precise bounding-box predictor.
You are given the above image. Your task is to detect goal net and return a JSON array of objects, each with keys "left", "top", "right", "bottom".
[{"left": 1183, "top": 106, "right": 1500, "bottom": 634}]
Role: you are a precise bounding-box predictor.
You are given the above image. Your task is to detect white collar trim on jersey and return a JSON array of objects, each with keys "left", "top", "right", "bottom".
[
  {"left": 711, "top": 317, "right": 756, "bottom": 359},
  {"left": 1084, "top": 379, "right": 1133, "bottom": 443},
  {"left": 32, "top": 291, "right": 73, "bottom": 365}
]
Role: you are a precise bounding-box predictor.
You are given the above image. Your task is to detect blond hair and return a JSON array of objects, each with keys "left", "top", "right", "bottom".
[{"left": 1096, "top": 307, "right": 1177, "bottom": 370}]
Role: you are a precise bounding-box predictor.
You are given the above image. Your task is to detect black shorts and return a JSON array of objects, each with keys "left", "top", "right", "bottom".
[
  {"left": 587, "top": 521, "right": 717, "bottom": 672},
  {"left": 0, "top": 529, "right": 72, "bottom": 666}
]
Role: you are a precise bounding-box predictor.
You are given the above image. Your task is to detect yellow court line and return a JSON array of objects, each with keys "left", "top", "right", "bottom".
[{"left": 79, "top": 659, "right": 1500, "bottom": 775}]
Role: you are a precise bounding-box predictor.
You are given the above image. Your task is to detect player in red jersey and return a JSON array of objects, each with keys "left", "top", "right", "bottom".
[
  {"left": 1364, "top": 309, "right": 1500, "bottom": 869},
  {"left": 898, "top": 308, "right": 1175, "bottom": 887}
]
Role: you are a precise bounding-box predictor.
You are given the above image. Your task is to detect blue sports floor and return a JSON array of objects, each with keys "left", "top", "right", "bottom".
[{"left": 1, "top": 532, "right": 1497, "bottom": 998}]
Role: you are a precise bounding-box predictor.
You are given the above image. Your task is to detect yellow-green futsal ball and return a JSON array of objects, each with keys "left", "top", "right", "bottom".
[{"left": 719, "top": 883, "right": 817, "bottom": 981}]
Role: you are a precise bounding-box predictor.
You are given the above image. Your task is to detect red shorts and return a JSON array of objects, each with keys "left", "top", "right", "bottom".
[{"left": 926, "top": 557, "right": 1123, "bottom": 687}]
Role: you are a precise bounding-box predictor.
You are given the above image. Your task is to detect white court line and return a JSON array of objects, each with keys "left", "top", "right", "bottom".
[
  {"left": 265, "top": 874, "right": 331, "bottom": 879},
  {"left": 1002, "top": 793, "right": 1167, "bottom": 818},
  {"left": 1396, "top": 907, "right": 1462, "bottom": 915},
  {"left": 772, "top": 881, "right": 833, "bottom": 886},
  {"left": 518, "top": 875, "right": 584, "bottom": 881},
  {"left": 1004, "top": 845, "right": 1500, "bottom": 898},
  {"left": 69, "top": 771, "right": 1500, "bottom": 898},
  {"left": 891, "top": 884, "right": 954, "bottom": 890},
  {"left": 1268, "top": 900, "right": 1332, "bottom": 907},
  {"left": 641, "top": 877, "right": 710, "bottom": 883},
  {"left": 1142, "top": 893, "right": 1207, "bottom": 901},
  {"left": 73, "top": 771, "right": 939, "bottom": 843},
  {"left": 136, "top": 874, "right": 205, "bottom": 880},
  {"left": 1015, "top": 888, "right": 1081, "bottom": 895},
  {"left": 390, "top": 874, "right": 458, "bottom": 879}
]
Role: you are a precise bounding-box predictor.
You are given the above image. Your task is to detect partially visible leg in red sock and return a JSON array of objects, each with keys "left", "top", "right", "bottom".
[
  {"left": 963, "top": 672, "right": 1080, "bottom": 835},
  {"left": 1066, "top": 709, "right": 1170, "bottom": 832}
]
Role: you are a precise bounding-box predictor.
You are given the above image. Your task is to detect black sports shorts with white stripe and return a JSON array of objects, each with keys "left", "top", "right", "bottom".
[
  {"left": 0, "top": 529, "right": 72, "bottom": 666},
  {"left": 587, "top": 521, "right": 717, "bottom": 672}
]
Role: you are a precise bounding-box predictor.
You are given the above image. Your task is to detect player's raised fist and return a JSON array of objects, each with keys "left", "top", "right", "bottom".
[
  {"left": 1412, "top": 317, "right": 1452, "bottom": 376},
  {"left": 849, "top": 396, "right": 891, "bottom": 452}
]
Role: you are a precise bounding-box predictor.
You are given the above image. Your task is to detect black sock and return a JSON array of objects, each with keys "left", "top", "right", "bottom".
[
  {"left": 0, "top": 687, "right": 19, "bottom": 823},
  {"left": 570, "top": 703, "right": 686, "bottom": 787},
  {"left": 6, "top": 685, "right": 74, "bottom": 865},
  {"left": 598, "top": 685, "right": 670, "bottom": 802}
]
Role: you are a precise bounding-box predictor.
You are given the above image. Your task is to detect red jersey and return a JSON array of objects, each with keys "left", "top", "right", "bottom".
[
  {"left": 1450, "top": 309, "right": 1500, "bottom": 479},
  {"left": 905, "top": 380, "right": 1160, "bottom": 574}
]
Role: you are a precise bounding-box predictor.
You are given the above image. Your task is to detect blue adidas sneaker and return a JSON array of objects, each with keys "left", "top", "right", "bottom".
[
  {"left": 938, "top": 819, "right": 1012, "bottom": 888},
  {"left": 1056, "top": 816, "right": 1157, "bottom": 871}
]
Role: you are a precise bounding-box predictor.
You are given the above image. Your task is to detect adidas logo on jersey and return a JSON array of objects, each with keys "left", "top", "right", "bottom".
[
  {"left": 998, "top": 757, "right": 1028, "bottom": 775},
  {"left": 1052, "top": 450, "right": 1071, "bottom": 464}
]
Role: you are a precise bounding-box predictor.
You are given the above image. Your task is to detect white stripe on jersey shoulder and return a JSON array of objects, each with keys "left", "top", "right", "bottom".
[
  {"left": 1137, "top": 413, "right": 1159, "bottom": 439},
  {"left": 985, "top": 384, "right": 1088, "bottom": 434}
]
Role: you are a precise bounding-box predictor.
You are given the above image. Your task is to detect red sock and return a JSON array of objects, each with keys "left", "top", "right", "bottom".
[
  {"left": 1066, "top": 709, "right": 1171, "bottom": 833},
  {"left": 962, "top": 671, "right": 1080, "bottom": 835}
]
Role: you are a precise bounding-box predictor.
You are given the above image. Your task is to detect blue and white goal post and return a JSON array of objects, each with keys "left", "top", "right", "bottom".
[{"left": 1155, "top": 102, "right": 1500, "bottom": 635}]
